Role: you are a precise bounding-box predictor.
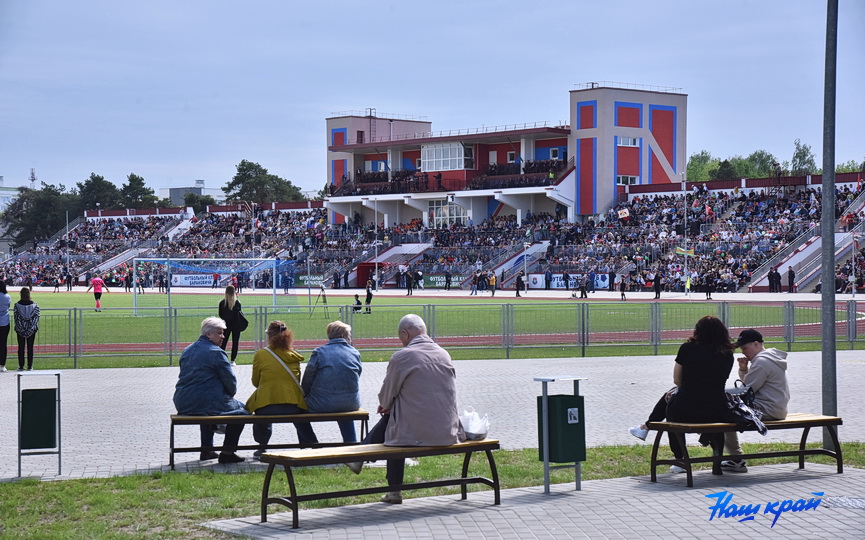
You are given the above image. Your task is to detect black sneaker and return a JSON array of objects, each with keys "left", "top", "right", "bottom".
[
  {"left": 720, "top": 459, "right": 748, "bottom": 473},
  {"left": 217, "top": 452, "right": 245, "bottom": 464},
  {"left": 199, "top": 451, "right": 218, "bottom": 461}
]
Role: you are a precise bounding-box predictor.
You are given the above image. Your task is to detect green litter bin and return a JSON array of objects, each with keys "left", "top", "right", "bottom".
[{"left": 537, "top": 394, "right": 585, "bottom": 463}]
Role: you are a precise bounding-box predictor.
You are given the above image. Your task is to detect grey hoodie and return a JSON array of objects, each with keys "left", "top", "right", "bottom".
[{"left": 739, "top": 347, "right": 789, "bottom": 420}]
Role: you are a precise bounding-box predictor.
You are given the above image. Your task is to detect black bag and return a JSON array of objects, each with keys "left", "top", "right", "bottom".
[
  {"left": 236, "top": 310, "right": 249, "bottom": 332},
  {"left": 725, "top": 380, "right": 755, "bottom": 407}
]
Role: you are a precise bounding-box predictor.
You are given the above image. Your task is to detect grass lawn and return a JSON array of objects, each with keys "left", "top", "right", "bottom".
[{"left": 0, "top": 442, "right": 860, "bottom": 539}]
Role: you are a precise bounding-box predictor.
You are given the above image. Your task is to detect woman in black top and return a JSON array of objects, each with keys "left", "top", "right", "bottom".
[
  {"left": 218, "top": 285, "right": 243, "bottom": 365},
  {"left": 629, "top": 315, "right": 734, "bottom": 473}
]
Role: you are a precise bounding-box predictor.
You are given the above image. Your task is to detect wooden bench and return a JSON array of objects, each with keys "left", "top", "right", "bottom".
[
  {"left": 647, "top": 413, "right": 843, "bottom": 487},
  {"left": 259, "top": 438, "right": 501, "bottom": 528},
  {"left": 169, "top": 410, "right": 369, "bottom": 469}
]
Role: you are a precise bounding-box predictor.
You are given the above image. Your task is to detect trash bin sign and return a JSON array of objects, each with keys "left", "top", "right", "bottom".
[
  {"left": 21, "top": 388, "right": 57, "bottom": 449},
  {"left": 537, "top": 394, "right": 585, "bottom": 463}
]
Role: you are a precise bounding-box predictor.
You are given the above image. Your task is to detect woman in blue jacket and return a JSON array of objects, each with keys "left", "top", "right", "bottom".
[{"left": 301, "top": 321, "right": 363, "bottom": 442}]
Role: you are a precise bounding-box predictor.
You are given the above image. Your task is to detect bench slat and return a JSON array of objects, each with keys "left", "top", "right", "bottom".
[
  {"left": 261, "top": 439, "right": 501, "bottom": 467},
  {"left": 171, "top": 410, "right": 369, "bottom": 425},
  {"left": 647, "top": 413, "right": 841, "bottom": 432}
]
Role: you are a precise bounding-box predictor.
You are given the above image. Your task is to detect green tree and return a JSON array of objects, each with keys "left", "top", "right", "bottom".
[
  {"left": 790, "top": 139, "right": 817, "bottom": 175},
  {"left": 745, "top": 150, "right": 778, "bottom": 178},
  {"left": 686, "top": 150, "right": 718, "bottom": 182},
  {"left": 709, "top": 159, "right": 737, "bottom": 181},
  {"left": 223, "top": 160, "right": 303, "bottom": 204},
  {"left": 120, "top": 173, "right": 158, "bottom": 209},
  {"left": 183, "top": 191, "right": 217, "bottom": 215},
  {"left": 727, "top": 155, "right": 754, "bottom": 179},
  {"left": 0, "top": 183, "right": 80, "bottom": 247},
  {"left": 836, "top": 159, "right": 865, "bottom": 173},
  {"left": 76, "top": 173, "right": 121, "bottom": 210}
]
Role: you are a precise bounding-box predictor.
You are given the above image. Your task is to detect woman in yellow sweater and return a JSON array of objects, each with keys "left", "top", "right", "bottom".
[{"left": 246, "top": 321, "right": 318, "bottom": 456}]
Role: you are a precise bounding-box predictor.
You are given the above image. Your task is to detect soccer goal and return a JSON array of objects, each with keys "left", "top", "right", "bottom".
[{"left": 131, "top": 257, "right": 299, "bottom": 309}]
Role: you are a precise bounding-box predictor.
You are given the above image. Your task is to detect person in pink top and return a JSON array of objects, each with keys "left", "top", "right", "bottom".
[{"left": 85, "top": 275, "right": 111, "bottom": 312}]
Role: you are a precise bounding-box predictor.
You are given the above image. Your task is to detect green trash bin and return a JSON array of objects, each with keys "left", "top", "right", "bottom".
[{"left": 537, "top": 394, "right": 585, "bottom": 463}]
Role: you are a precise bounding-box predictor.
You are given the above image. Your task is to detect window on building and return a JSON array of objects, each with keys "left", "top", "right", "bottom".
[
  {"left": 415, "top": 158, "right": 422, "bottom": 170},
  {"left": 550, "top": 148, "right": 560, "bottom": 160},
  {"left": 507, "top": 151, "right": 516, "bottom": 163},
  {"left": 616, "top": 175, "right": 639, "bottom": 185},
  {"left": 421, "top": 143, "right": 473, "bottom": 172},
  {"left": 378, "top": 162, "right": 386, "bottom": 172},
  {"left": 357, "top": 130, "right": 365, "bottom": 143},
  {"left": 617, "top": 137, "right": 639, "bottom": 147},
  {"left": 428, "top": 200, "right": 468, "bottom": 228}
]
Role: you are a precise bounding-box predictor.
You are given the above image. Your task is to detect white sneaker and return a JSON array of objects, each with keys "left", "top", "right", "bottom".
[
  {"left": 0, "top": 366, "right": 6, "bottom": 372},
  {"left": 669, "top": 465, "right": 686, "bottom": 474},
  {"left": 381, "top": 491, "right": 403, "bottom": 504},
  {"left": 346, "top": 461, "right": 363, "bottom": 474},
  {"left": 628, "top": 425, "right": 648, "bottom": 441},
  {"left": 230, "top": 361, "right": 237, "bottom": 367}
]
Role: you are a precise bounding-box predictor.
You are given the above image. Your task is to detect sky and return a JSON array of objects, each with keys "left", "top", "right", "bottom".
[{"left": 0, "top": 0, "right": 862, "bottom": 199}]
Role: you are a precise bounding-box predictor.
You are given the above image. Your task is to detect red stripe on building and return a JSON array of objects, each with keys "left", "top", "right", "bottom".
[{"left": 579, "top": 139, "right": 595, "bottom": 214}]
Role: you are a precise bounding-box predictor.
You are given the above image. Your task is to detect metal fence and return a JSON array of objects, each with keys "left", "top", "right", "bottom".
[{"left": 17, "top": 300, "right": 865, "bottom": 368}]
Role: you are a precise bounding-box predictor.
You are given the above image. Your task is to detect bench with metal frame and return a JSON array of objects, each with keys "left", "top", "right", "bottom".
[
  {"left": 259, "top": 438, "right": 501, "bottom": 528},
  {"left": 647, "top": 412, "right": 843, "bottom": 487},
  {"left": 169, "top": 410, "right": 369, "bottom": 469}
]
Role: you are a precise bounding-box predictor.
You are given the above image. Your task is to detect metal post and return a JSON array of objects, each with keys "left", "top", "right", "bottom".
[
  {"left": 374, "top": 198, "right": 379, "bottom": 291},
  {"left": 821, "top": 0, "right": 839, "bottom": 449},
  {"left": 523, "top": 242, "right": 529, "bottom": 296},
  {"left": 540, "top": 380, "right": 550, "bottom": 493}
]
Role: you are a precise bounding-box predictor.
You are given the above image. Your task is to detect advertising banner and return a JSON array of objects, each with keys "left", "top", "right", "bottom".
[
  {"left": 295, "top": 274, "right": 326, "bottom": 288},
  {"left": 170, "top": 273, "right": 214, "bottom": 287},
  {"left": 527, "top": 273, "right": 611, "bottom": 290}
]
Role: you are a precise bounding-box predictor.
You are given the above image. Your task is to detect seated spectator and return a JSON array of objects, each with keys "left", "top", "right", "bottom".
[
  {"left": 246, "top": 321, "right": 318, "bottom": 456},
  {"left": 628, "top": 316, "right": 734, "bottom": 475},
  {"left": 173, "top": 317, "right": 247, "bottom": 464},
  {"left": 301, "top": 321, "right": 363, "bottom": 442},
  {"left": 721, "top": 329, "right": 789, "bottom": 472}
]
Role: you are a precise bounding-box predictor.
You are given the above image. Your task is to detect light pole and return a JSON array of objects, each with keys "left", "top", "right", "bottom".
[
  {"left": 96, "top": 202, "right": 101, "bottom": 217},
  {"left": 681, "top": 173, "right": 689, "bottom": 297},
  {"left": 523, "top": 242, "right": 530, "bottom": 296}
]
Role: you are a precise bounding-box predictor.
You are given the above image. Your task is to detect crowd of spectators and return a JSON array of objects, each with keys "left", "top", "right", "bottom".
[{"left": 7, "top": 183, "right": 864, "bottom": 293}]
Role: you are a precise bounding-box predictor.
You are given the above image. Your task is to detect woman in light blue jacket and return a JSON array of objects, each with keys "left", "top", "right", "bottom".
[
  {"left": 0, "top": 282, "right": 10, "bottom": 372},
  {"left": 301, "top": 321, "right": 362, "bottom": 442}
]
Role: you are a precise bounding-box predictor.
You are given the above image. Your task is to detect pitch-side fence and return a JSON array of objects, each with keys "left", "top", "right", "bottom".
[{"left": 24, "top": 301, "right": 865, "bottom": 367}]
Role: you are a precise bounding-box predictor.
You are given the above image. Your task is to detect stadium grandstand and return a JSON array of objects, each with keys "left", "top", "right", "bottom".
[{"left": 2, "top": 83, "right": 863, "bottom": 295}]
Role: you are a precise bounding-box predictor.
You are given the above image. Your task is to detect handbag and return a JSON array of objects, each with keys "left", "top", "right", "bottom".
[
  {"left": 725, "top": 379, "right": 755, "bottom": 407},
  {"left": 236, "top": 310, "right": 249, "bottom": 332}
]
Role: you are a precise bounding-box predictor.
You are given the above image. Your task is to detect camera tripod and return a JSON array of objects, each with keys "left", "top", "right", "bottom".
[{"left": 310, "top": 285, "right": 329, "bottom": 318}]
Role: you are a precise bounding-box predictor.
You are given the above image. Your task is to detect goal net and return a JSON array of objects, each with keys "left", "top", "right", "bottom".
[{"left": 130, "top": 257, "right": 300, "bottom": 309}]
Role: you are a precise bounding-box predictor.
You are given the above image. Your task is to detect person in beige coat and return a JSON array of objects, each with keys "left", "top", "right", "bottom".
[{"left": 347, "top": 313, "right": 463, "bottom": 504}]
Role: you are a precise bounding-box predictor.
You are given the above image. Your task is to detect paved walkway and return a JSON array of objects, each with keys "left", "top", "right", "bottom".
[
  {"left": 207, "top": 464, "right": 865, "bottom": 539},
  {"left": 1, "top": 337, "right": 862, "bottom": 536}
]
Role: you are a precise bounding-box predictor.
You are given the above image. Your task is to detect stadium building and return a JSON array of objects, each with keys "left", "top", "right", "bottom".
[{"left": 324, "top": 82, "right": 687, "bottom": 227}]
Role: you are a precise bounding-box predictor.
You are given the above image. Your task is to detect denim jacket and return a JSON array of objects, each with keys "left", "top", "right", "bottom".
[
  {"left": 301, "top": 338, "right": 362, "bottom": 413},
  {"left": 173, "top": 335, "right": 246, "bottom": 415}
]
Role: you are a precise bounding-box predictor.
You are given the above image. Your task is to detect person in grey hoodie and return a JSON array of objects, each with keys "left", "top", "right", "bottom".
[{"left": 722, "top": 329, "right": 790, "bottom": 472}]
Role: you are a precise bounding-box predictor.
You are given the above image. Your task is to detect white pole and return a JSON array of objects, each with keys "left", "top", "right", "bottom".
[
  {"left": 374, "top": 198, "right": 379, "bottom": 291},
  {"left": 851, "top": 232, "right": 856, "bottom": 300},
  {"left": 523, "top": 242, "right": 529, "bottom": 296}
]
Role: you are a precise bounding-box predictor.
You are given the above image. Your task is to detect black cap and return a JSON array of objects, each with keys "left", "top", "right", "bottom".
[{"left": 734, "top": 329, "right": 764, "bottom": 348}]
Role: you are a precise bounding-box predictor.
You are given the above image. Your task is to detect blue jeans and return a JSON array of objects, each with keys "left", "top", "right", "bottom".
[{"left": 253, "top": 403, "right": 318, "bottom": 449}]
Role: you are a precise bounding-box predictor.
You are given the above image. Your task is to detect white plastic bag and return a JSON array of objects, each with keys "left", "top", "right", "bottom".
[{"left": 459, "top": 406, "right": 490, "bottom": 440}]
